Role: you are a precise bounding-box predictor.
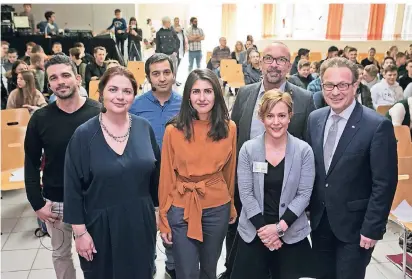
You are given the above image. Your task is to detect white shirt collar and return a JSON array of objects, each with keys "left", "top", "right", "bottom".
[
  {"left": 259, "top": 80, "right": 287, "bottom": 97},
  {"left": 329, "top": 99, "right": 356, "bottom": 121}
]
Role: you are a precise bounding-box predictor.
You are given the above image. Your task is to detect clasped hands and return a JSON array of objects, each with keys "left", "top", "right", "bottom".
[{"left": 257, "top": 220, "right": 288, "bottom": 251}]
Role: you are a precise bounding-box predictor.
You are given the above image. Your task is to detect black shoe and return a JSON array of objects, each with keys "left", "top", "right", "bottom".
[{"left": 165, "top": 267, "right": 176, "bottom": 279}]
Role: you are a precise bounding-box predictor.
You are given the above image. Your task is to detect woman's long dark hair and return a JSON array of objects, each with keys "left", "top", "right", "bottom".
[
  {"left": 169, "top": 69, "right": 229, "bottom": 141},
  {"left": 15, "top": 70, "right": 37, "bottom": 108}
]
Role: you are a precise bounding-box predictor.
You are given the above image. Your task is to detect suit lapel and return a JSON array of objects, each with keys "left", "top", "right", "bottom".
[
  {"left": 327, "top": 102, "right": 362, "bottom": 177},
  {"left": 282, "top": 133, "right": 295, "bottom": 192},
  {"left": 255, "top": 135, "right": 266, "bottom": 204},
  {"left": 239, "top": 83, "right": 260, "bottom": 142},
  {"left": 317, "top": 108, "right": 330, "bottom": 176}
]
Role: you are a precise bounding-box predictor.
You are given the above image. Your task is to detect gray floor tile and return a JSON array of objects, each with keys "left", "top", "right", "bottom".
[
  {"left": 1, "top": 271, "right": 30, "bottom": 279},
  {"left": 365, "top": 263, "right": 386, "bottom": 279},
  {"left": 376, "top": 262, "right": 405, "bottom": 278},
  {"left": 1, "top": 203, "right": 26, "bottom": 218},
  {"left": 1, "top": 218, "right": 19, "bottom": 233},
  {"left": 371, "top": 241, "right": 397, "bottom": 263},
  {"left": 1, "top": 189, "right": 29, "bottom": 205},
  {"left": 3, "top": 231, "right": 41, "bottom": 250},
  {"left": 27, "top": 269, "right": 56, "bottom": 279},
  {"left": 1, "top": 249, "right": 38, "bottom": 272},
  {"left": 32, "top": 248, "right": 53, "bottom": 270},
  {"left": 2, "top": 232, "right": 10, "bottom": 249},
  {"left": 13, "top": 217, "right": 39, "bottom": 233},
  {"left": 21, "top": 205, "right": 37, "bottom": 218}
]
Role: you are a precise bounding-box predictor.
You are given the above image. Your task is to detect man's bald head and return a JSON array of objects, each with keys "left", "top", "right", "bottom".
[
  {"left": 262, "top": 42, "right": 291, "bottom": 60},
  {"left": 260, "top": 42, "right": 292, "bottom": 89}
]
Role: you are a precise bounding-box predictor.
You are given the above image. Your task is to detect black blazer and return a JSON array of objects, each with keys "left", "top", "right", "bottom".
[{"left": 306, "top": 102, "right": 398, "bottom": 243}]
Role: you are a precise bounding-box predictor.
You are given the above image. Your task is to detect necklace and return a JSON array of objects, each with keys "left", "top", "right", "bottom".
[{"left": 99, "top": 113, "right": 132, "bottom": 143}]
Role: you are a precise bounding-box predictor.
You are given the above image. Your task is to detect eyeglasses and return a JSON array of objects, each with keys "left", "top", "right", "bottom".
[
  {"left": 262, "top": 55, "right": 289, "bottom": 65},
  {"left": 322, "top": 82, "right": 354, "bottom": 91}
]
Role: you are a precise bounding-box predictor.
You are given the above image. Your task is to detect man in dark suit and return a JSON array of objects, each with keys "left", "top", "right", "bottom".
[
  {"left": 306, "top": 57, "right": 398, "bottom": 279},
  {"left": 220, "top": 42, "right": 315, "bottom": 278}
]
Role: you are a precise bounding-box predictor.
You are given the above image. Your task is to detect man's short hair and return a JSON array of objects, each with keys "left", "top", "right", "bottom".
[
  {"left": 1, "top": 41, "right": 10, "bottom": 46},
  {"left": 190, "top": 17, "right": 197, "bottom": 24},
  {"left": 31, "top": 45, "right": 44, "bottom": 54},
  {"left": 328, "top": 46, "right": 339, "bottom": 53},
  {"left": 348, "top": 47, "right": 357, "bottom": 53},
  {"left": 93, "top": 46, "right": 106, "bottom": 54},
  {"left": 69, "top": 47, "right": 81, "bottom": 59},
  {"left": 320, "top": 57, "right": 359, "bottom": 83},
  {"left": 45, "top": 54, "right": 78, "bottom": 75},
  {"left": 396, "top": 52, "right": 406, "bottom": 59},
  {"left": 383, "top": 56, "right": 395, "bottom": 64},
  {"left": 7, "top": 48, "right": 18, "bottom": 54},
  {"left": 144, "top": 53, "right": 174, "bottom": 77},
  {"left": 406, "top": 59, "right": 412, "bottom": 67},
  {"left": 162, "top": 16, "right": 171, "bottom": 23},
  {"left": 73, "top": 42, "right": 84, "bottom": 48},
  {"left": 23, "top": 4, "right": 31, "bottom": 7},
  {"left": 52, "top": 42, "right": 62, "bottom": 48},
  {"left": 354, "top": 64, "right": 364, "bottom": 71},
  {"left": 45, "top": 11, "right": 54, "bottom": 21},
  {"left": 383, "top": 64, "right": 398, "bottom": 74},
  {"left": 364, "top": 64, "right": 379, "bottom": 77},
  {"left": 298, "top": 59, "right": 310, "bottom": 69},
  {"left": 368, "top": 47, "right": 376, "bottom": 52},
  {"left": 26, "top": 42, "right": 36, "bottom": 48},
  {"left": 115, "top": 9, "right": 121, "bottom": 14},
  {"left": 30, "top": 53, "right": 44, "bottom": 65}
]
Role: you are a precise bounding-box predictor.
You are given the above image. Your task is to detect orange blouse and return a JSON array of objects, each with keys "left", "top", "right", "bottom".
[{"left": 158, "top": 119, "right": 237, "bottom": 242}]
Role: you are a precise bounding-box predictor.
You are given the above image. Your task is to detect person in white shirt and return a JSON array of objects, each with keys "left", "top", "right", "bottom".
[
  {"left": 370, "top": 64, "right": 403, "bottom": 109},
  {"left": 362, "top": 64, "right": 379, "bottom": 90},
  {"left": 404, "top": 82, "right": 412, "bottom": 99}
]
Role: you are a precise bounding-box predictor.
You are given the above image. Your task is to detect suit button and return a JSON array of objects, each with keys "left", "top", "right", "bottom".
[
  {"left": 322, "top": 202, "right": 325, "bottom": 206},
  {"left": 325, "top": 183, "right": 329, "bottom": 188},
  {"left": 281, "top": 203, "right": 285, "bottom": 207}
]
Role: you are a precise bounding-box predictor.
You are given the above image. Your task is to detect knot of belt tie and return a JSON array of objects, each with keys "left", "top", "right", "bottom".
[{"left": 177, "top": 180, "right": 206, "bottom": 242}]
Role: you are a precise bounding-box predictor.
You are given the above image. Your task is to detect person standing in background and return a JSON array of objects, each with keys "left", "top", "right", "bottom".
[
  {"left": 19, "top": 4, "right": 36, "bottom": 33},
  {"left": 105, "top": 9, "right": 127, "bottom": 56},
  {"left": 41, "top": 11, "right": 59, "bottom": 38},
  {"left": 173, "top": 17, "right": 187, "bottom": 70},
  {"left": 127, "top": 17, "right": 143, "bottom": 61},
  {"left": 129, "top": 53, "right": 182, "bottom": 279},
  {"left": 145, "top": 19, "right": 156, "bottom": 46},
  {"left": 185, "top": 17, "right": 205, "bottom": 72}
]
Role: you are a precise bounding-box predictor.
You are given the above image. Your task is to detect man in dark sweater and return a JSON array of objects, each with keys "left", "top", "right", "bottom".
[
  {"left": 85, "top": 46, "right": 107, "bottom": 93},
  {"left": 399, "top": 59, "right": 412, "bottom": 91},
  {"left": 24, "top": 55, "right": 101, "bottom": 279},
  {"left": 155, "top": 16, "right": 180, "bottom": 75},
  {"left": 106, "top": 9, "right": 127, "bottom": 56}
]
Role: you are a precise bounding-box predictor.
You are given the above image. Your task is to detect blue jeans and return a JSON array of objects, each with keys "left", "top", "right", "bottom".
[{"left": 188, "top": 50, "right": 202, "bottom": 72}]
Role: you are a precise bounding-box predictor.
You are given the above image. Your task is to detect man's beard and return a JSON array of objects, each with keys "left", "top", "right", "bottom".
[
  {"left": 54, "top": 85, "right": 76, "bottom": 100},
  {"left": 264, "top": 68, "right": 283, "bottom": 84},
  {"left": 193, "top": 24, "right": 197, "bottom": 28}
]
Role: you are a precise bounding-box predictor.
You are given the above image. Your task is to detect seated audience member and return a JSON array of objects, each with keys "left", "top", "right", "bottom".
[
  {"left": 210, "top": 37, "right": 231, "bottom": 77},
  {"left": 231, "top": 90, "right": 315, "bottom": 279},
  {"left": 337, "top": 49, "right": 344, "bottom": 57},
  {"left": 355, "top": 64, "right": 373, "bottom": 109},
  {"left": 371, "top": 65, "right": 403, "bottom": 109},
  {"left": 310, "top": 61, "right": 320, "bottom": 78},
  {"left": 404, "top": 82, "right": 412, "bottom": 99},
  {"left": 386, "top": 96, "right": 412, "bottom": 137},
  {"left": 319, "top": 45, "right": 339, "bottom": 65},
  {"left": 22, "top": 42, "right": 36, "bottom": 64},
  {"left": 3, "top": 48, "right": 19, "bottom": 72},
  {"left": 380, "top": 56, "right": 396, "bottom": 79},
  {"left": 6, "top": 70, "right": 46, "bottom": 112},
  {"left": 231, "top": 41, "right": 246, "bottom": 64},
  {"left": 387, "top": 45, "right": 398, "bottom": 59},
  {"left": 307, "top": 76, "right": 322, "bottom": 95},
  {"left": 39, "top": 11, "right": 59, "bottom": 38},
  {"left": 362, "top": 64, "right": 379, "bottom": 90},
  {"left": 29, "top": 54, "right": 45, "bottom": 92},
  {"left": 246, "top": 35, "right": 258, "bottom": 51},
  {"left": 7, "top": 60, "right": 28, "bottom": 92},
  {"left": 347, "top": 47, "right": 358, "bottom": 64},
  {"left": 1, "top": 41, "right": 10, "bottom": 64},
  {"left": 399, "top": 59, "right": 412, "bottom": 91},
  {"left": 288, "top": 59, "right": 314, "bottom": 89},
  {"left": 290, "top": 48, "right": 310, "bottom": 75},
  {"left": 407, "top": 44, "right": 412, "bottom": 59},
  {"left": 106, "top": 9, "right": 127, "bottom": 55},
  {"left": 142, "top": 39, "right": 156, "bottom": 62},
  {"left": 51, "top": 42, "right": 63, "bottom": 55},
  {"left": 105, "top": 60, "right": 120, "bottom": 69},
  {"left": 74, "top": 42, "right": 94, "bottom": 64},
  {"left": 342, "top": 46, "right": 352, "bottom": 59},
  {"left": 245, "top": 40, "right": 255, "bottom": 50},
  {"left": 243, "top": 49, "right": 261, "bottom": 85},
  {"left": 69, "top": 47, "right": 86, "bottom": 87},
  {"left": 85, "top": 46, "right": 107, "bottom": 92},
  {"left": 361, "top": 47, "right": 380, "bottom": 70},
  {"left": 396, "top": 52, "right": 407, "bottom": 78}
]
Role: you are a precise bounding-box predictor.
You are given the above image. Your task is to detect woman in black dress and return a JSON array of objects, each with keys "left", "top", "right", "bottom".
[{"left": 63, "top": 66, "right": 160, "bottom": 279}]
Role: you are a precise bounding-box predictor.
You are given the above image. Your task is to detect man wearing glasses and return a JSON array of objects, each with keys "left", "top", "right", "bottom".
[
  {"left": 220, "top": 42, "right": 314, "bottom": 279},
  {"left": 306, "top": 57, "right": 397, "bottom": 279}
]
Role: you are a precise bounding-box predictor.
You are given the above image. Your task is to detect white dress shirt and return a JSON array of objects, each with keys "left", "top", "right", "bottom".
[{"left": 323, "top": 99, "right": 356, "bottom": 158}]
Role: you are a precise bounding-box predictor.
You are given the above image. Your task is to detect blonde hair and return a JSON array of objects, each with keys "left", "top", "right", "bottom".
[
  {"left": 258, "top": 90, "right": 293, "bottom": 119},
  {"left": 364, "top": 64, "right": 379, "bottom": 77},
  {"left": 234, "top": 41, "right": 245, "bottom": 53}
]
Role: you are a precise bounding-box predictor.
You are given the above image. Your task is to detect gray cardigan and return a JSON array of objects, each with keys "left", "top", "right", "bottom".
[{"left": 237, "top": 132, "right": 315, "bottom": 244}]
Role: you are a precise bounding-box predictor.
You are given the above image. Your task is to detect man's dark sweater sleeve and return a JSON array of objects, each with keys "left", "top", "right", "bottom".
[
  {"left": 24, "top": 113, "right": 46, "bottom": 211},
  {"left": 155, "top": 32, "right": 161, "bottom": 53},
  {"left": 173, "top": 30, "right": 180, "bottom": 54}
]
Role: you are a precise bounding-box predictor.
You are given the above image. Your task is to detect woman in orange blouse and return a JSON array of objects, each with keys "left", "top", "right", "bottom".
[{"left": 159, "top": 68, "right": 237, "bottom": 279}]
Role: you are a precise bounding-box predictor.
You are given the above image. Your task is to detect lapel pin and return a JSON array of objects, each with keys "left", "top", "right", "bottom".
[{"left": 352, "top": 125, "right": 355, "bottom": 128}]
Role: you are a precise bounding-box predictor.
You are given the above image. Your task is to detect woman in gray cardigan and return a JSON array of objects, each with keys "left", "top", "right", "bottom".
[{"left": 231, "top": 90, "right": 315, "bottom": 279}]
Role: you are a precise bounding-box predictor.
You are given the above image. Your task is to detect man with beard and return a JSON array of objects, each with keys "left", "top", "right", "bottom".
[
  {"left": 24, "top": 55, "right": 101, "bottom": 279},
  {"left": 219, "top": 42, "right": 314, "bottom": 279}
]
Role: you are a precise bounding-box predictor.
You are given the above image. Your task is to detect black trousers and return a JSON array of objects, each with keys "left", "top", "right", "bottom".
[
  {"left": 311, "top": 211, "right": 374, "bottom": 279},
  {"left": 224, "top": 188, "right": 242, "bottom": 274},
  {"left": 115, "top": 35, "right": 125, "bottom": 56},
  {"left": 230, "top": 235, "right": 314, "bottom": 279}
]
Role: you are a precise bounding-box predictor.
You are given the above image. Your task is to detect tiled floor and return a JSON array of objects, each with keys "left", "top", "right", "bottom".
[{"left": 1, "top": 188, "right": 408, "bottom": 279}]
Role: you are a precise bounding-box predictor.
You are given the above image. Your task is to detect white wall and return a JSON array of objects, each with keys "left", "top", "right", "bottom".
[{"left": 10, "top": 4, "right": 137, "bottom": 32}]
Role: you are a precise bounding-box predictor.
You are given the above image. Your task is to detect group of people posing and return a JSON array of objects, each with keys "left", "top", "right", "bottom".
[{"left": 24, "top": 42, "right": 398, "bottom": 279}]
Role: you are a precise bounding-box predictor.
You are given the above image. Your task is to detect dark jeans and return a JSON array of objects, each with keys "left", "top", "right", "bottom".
[
  {"left": 167, "top": 203, "right": 230, "bottom": 279},
  {"left": 311, "top": 211, "right": 374, "bottom": 279},
  {"left": 188, "top": 50, "right": 202, "bottom": 72}
]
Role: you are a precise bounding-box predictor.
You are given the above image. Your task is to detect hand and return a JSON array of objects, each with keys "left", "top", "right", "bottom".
[
  {"left": 75, "top": 232, "right": 97, "bottom": 261},
  {"left": 35, "top": 201, "right": 58, "bottom": 223},
  {"left": 266, "top": 238, "right": 283, "bottom": 251},
  {"left": 172, "top": 52, "right": 177, "bottom": 57},
  {"left": 257, "top": 224, "right": 279, "bottom": 243},
  {"left": 229, "top": 216, "right": 237, "bottom": 224},
  {"left": 131, "top": 30, "right": 137, "bottom": 36},
  {"left": 116, "top": 30, "right": 123, "bottom": 34},
  {"left": 23, "top": 104, "right": 39, "bottom": 113},
  {"left": 360, "top": 235, "right": 377, "bottom": 249},
  {"left": 91, "top": 76, "right": 98, "bottom": 81},
  {"left": 161, "top": 232, "right": 173, "bottom": 245}
]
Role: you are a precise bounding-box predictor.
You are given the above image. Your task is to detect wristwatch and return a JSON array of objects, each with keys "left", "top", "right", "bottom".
[{"left": 275, "top": 223, "right": 285, "bottom": 237}]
